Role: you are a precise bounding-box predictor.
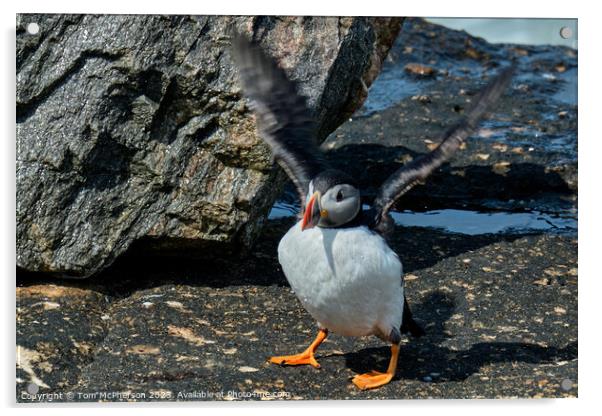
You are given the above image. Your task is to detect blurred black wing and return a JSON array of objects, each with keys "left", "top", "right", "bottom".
[
  {"left": 231, "top": 34, "right": 329, "bottom": 205},
  {"left": 370, "top": 66, "right": 514, "bottom": 234}
]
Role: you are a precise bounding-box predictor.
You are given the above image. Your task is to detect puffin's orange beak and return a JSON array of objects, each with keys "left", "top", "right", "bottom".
[{"left": 301, "top": 191, "right": 321, "bottom": 231}]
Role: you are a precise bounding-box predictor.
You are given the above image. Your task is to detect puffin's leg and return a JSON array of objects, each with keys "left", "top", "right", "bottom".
[
  {"left": 352, "top": 343, "right": 400, "bottom": 390},
  {"left": 268, "top": 328, "right": 328, "bottom": 369}
]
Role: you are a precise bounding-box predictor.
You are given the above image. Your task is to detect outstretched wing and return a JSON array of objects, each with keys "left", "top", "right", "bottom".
[
  {"left": 370, "top": 66, "right": 514, "bottom": 234},
  {"left": 231, "top": 34, "right": 329, "bottom": 206}
]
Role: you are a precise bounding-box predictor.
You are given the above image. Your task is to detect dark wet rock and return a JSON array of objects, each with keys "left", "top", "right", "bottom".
[
  {"left": 324, "top": 18, "right": 577, "bottom": 214},
  {"left": 16, "top": 14, "right": 402, "bottom": 277},
  {"left": 16, "top": 218, "right": 577, "bottom": 401}
]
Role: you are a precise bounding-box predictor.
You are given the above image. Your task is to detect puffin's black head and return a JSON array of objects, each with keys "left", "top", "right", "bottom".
[{"left": 301, "top": 169, "right": 361, "bottom": 231}]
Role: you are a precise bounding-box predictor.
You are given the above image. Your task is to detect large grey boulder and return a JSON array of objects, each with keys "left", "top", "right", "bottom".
[{"left": 16, "top": 14, "right": 402, "bottom": 277}]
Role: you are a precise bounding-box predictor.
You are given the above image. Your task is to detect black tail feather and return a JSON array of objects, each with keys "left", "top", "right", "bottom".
[{"left": 401, "top": 295, "right": 426, "bottom": 337}]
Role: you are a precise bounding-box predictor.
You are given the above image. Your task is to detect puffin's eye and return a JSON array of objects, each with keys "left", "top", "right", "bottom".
[{"left": 336, "top": 190, "right": 344, "bottom": 202}]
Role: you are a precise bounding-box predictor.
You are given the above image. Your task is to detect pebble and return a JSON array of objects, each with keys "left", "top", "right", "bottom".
[
  {"left": 411, "top": 94, "right": 431, "bottom": 104},
  {"left": 511, "top": 147, "right": 524, "bottom": 154},
  {"left": 404, "top": 63, "right": 436, "bottom": 77},
  {"left": 533, "top": 278, "right": 551, "bottom": 286},
  {"left": 493, "top": 161, "right": 511, "bottom": 175}
]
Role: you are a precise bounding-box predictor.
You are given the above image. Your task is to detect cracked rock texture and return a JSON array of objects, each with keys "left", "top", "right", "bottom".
[{"left": 16, "top": 14, "right": 402, "bottom": 277}]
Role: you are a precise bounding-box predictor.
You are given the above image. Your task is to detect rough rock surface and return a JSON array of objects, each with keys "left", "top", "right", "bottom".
[
  {"left": 16, "top": 219, "right": 577, "bottom": 401},
  {"left": 16, "top": 285, "right": 109, "bottom": 395},
  {"left": 16, "top": 14, "right": 402, "bottom": 277},
  {"left": 322, "top": 18, "right": 577, "bottom": 214}
]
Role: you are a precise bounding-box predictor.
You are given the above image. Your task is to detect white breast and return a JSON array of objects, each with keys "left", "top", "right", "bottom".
[{"left": 278, "top": 222, "right": 404, "bottom": 338}]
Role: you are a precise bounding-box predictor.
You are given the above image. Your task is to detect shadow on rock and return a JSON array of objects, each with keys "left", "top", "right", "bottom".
[
  {"left": 387, "top": 227, "right": 530, "bottom": 273},
  {"left": 342, "top": 290, "right": 577, "bottom": 382},
  {"left": 17, "top": 221, "right": 537, "bottom": 298},
  {"left": 326, "top": 143, "right": 574, "bottom": 212}
]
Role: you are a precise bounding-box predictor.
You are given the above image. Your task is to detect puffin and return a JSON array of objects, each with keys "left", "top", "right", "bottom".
[{"left": 232, "top": 34, "right": 513, "bottom": 390}]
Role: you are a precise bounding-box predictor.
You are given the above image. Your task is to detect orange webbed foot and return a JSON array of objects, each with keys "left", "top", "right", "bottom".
[
  {"left": 351, "top": 344, "right": 399, "bottom": 390},
  {"left": 268, "top": 351, "right": 321, "bottom": 368},
  {"left": 352, "top": 370, "right": 394, "bottom": 390},
  {"left": 268, "top": 328, "right": 327, "bottom": 369}
]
